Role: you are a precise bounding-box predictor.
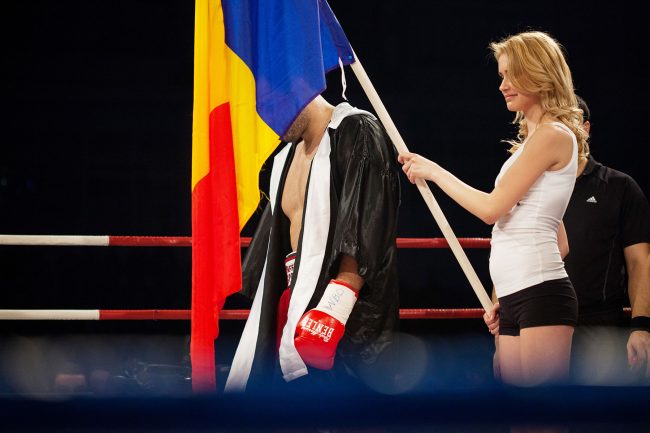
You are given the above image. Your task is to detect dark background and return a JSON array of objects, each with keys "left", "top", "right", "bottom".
[{"left": 1, "top": 0, "right": 648, "bottom": 391}]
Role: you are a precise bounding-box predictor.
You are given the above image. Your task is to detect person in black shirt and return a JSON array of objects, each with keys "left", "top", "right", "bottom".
[{"left": 564, "top": 96, "right": 650, "bottom": 383}]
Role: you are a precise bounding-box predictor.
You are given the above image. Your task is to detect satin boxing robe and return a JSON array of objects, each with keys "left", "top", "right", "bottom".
[{"left": 225, "top": 103, "right": 401, "bottom": 392}]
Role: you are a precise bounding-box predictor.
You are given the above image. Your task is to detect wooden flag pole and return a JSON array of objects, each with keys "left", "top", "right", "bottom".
[{"left": 349, "top": 54, "right": 494, "bottom": 312}]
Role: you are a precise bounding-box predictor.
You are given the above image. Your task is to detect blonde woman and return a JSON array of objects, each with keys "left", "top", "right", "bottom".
[{"left": 399, "top": 31, "right": 589, "bottom": 386}]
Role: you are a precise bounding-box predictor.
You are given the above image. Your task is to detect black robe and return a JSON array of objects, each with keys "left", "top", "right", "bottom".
[{"left": 225, "top": 103, "right": 400, "bottom": 392}]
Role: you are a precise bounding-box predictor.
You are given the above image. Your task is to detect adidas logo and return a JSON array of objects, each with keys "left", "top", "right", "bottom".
[{"left": 586, "top": 196, "right": 597, "bottom": 204}]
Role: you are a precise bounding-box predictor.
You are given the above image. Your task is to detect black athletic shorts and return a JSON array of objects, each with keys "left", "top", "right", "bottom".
[{"left": 499, "top": 277, "right": 578, "bottom": 336}]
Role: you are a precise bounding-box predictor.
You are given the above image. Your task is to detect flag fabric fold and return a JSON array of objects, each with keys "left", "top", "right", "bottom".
[{"left": 191, "top": 0, "right": 354, "bottom": 391}]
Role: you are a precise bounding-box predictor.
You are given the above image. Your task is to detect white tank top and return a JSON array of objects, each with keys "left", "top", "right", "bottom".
[{"left": 490, "top": 122, "right": 578, "bottom": 298}]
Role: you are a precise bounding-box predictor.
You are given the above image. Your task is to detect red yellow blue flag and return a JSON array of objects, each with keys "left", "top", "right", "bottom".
[{"left": 191, "top": 0, "right": 354, "bottom": 391}]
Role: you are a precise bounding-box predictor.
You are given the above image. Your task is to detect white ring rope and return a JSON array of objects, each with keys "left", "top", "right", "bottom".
[
  {"left": 0, "top": 235, "right": 109, "bottom": 246},
  {"left": 0, "top": 310, "right": 100, "bottom": 320}
]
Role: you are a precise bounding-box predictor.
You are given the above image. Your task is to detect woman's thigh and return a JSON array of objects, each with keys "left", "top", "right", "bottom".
[
  {"left": 520, "top": 325, "right": 574, "bottom": 385},
  {"left": 498, "top": 335, "right": 523, "bottom": 385}
]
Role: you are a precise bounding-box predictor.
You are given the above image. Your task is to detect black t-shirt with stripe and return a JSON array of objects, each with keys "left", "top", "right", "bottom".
[{"left": 563, "top": 157, "right": 650, "bottom": 325}]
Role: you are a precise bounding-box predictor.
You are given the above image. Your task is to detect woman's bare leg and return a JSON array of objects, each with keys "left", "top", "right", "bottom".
[
  {"left": 498, "top": 335, "right": 524, "bottom": 385},
  {"left": 520, "top": 325, "right": 574, "bottom": 385}
]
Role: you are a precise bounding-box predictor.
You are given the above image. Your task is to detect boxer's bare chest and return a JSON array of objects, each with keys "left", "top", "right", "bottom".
[{"left": 281, "top": 142, "right": 316, "bottom": 250}]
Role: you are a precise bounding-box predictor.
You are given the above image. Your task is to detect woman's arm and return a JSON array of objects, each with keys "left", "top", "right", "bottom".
[{"left": 399, "top": 125, "right": 573, "bottom": 224}]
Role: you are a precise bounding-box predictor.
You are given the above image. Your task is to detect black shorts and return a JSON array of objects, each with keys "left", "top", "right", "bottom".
[{"left": 499, "top": 277, "right": 578, "bottom": 337}]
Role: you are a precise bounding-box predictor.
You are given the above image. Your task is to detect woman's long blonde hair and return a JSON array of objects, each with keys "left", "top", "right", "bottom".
[{"left": 490, "top": 31, "right": 589, "bottom": 159}]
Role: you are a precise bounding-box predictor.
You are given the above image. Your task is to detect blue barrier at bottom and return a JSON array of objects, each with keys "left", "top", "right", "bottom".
[{"left": 1, "top": 385, "right": 649, "bottom": 432}]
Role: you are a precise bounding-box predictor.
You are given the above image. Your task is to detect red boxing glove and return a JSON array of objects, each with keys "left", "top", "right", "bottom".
[{"left": 294, "top": 279, "right": 358, "bottom": 370}]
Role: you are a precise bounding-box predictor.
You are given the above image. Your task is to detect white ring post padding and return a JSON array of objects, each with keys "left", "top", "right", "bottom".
[
  {"left": 0, "top": 310, "right": 100, "bottom": 320},
  {"left": 349, "top": 54, "right": 493, "bottom": 312},
  {"left": 0, "top": 235, "right": 109, "bottom": 246}
]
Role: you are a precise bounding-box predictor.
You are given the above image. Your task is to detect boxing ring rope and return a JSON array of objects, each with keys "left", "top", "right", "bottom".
[
  {"left": 0, "top": 235, "right": 490, "bottom": 249},
  {"left": 0, "top": 234, "right": 493, "bottom": 321},
  {"left": 0, "top": 308, "right": 493, "bottom": 321},
  {"left": 0, "top": 308, "right": 633, "bottom": 321},
  {"left": 0, "top": 234, "right": 633, "bottom": 321}
]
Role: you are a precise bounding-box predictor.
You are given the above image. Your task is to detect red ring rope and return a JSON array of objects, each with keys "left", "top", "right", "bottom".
[
  {"left": 0, "top": 308, "right": 631, "bottom": 321},
  {"left": 101, "top": 307, "right": 632, "bottom": 320},
  {"left": 0, "top": 235, "right": 491, "bottom": 249},
  {"left": 109, "top": 236, "right": 193, "bottom": 247},
  {"left": 107, "top": 236, "right": 491, "bottom": 248},
  {"left": 99, "top": 308, "right": 487, "bottom": 320}
]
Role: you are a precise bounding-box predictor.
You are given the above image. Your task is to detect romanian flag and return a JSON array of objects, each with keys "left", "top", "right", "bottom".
[{"left": 191, "top": 0, "right": 354, "bottom": 391}]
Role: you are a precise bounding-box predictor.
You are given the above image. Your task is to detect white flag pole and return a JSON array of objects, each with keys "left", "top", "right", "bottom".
[{"left": 348, "top": 53, "right": 493, "bottom": 312}]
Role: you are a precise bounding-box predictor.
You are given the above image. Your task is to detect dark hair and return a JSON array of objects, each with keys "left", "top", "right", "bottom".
[{"left": 576, "top": 94, "right": 590, "bottom": 122}]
